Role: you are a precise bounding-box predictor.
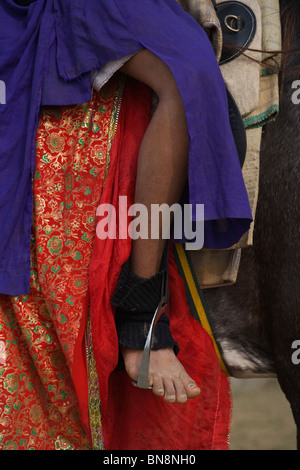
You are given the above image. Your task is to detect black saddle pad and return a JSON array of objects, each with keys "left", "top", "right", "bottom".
[{"left": 226, "top": 86, "right": 247, "bottom": 169}]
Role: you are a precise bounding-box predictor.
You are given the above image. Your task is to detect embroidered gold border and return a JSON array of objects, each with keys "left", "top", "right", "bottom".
[
  {"left": 85, "top": 75, "right": 125, "bottom": 450},
  {"left": 105, "top": 74, "right": 126, "bottom": 183},
  {"left": 85, "top": 314, "right": 104, "bottom": 450}
]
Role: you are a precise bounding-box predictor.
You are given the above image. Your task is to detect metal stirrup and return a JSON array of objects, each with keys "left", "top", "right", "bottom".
[{"left": 134, "top": 247, "right": 170, "bottom": 389}]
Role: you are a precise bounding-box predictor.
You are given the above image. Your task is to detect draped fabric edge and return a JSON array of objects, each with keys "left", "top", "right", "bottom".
[{"left": 85, "top": 76, "right": 232, "bottom": 450}]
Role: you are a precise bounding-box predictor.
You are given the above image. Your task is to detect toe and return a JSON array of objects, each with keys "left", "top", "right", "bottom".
[
  {"left": 173, "top": 377, "right": 188, "bottom": 404},
  {"left": 186, "top": 381, "right": 201, "bottom": 398},
  {"left": 163, "top": 377, "right": 176, "bottom": 403},
  {"left": 180, "top": 372, "right": 201, "bottom": 398},
  {"left": 152, "top": 374, "right": 164, "bottom": 398}
]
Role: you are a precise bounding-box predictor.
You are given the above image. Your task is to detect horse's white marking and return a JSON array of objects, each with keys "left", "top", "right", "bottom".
[{"left": 220, "top": 340, "right": 277, "bottom": 378}]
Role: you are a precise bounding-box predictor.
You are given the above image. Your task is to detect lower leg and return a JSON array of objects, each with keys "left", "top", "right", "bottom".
[
  {"left": 121, "top": 50, "right": 189, "bottom": 278},
  {"left": 118, "top": 50, "right": 200, "bottom": 403}
]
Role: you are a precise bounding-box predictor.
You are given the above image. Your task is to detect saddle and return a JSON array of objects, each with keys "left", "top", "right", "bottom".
[{"left": 179, "top": 0, "right": 282, "bottom": 289}]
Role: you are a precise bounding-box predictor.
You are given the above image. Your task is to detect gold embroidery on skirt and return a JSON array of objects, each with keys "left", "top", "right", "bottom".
[{"left": 85, "top": 74, "right": 125, "bottom": 450}]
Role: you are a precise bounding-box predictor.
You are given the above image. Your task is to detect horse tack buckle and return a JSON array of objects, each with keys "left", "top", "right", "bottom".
[
  {"left": 214, "top": 1, "right": 257, "bottom": 65},
  {"left": 224, "top": 14, "right": 244, "bottom": 33}
]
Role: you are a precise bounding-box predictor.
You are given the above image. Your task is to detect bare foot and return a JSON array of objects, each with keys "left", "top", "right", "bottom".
[{"left": 121, "top": 347, "right": 201, "bottom": 404}]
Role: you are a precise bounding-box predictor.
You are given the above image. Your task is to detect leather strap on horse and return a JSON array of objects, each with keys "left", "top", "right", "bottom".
[{"left": 213, "top": 1, "right": 257, "bottom": 65}]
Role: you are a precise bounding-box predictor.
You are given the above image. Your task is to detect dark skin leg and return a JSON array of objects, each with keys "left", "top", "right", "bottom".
[{"left": 120, "top": 49, "right": 200, "bottom": 404}]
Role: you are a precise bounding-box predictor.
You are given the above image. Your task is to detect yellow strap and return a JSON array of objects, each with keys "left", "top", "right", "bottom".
[{"left": 175, "top": 244, "right": 229, "bottom": 375}]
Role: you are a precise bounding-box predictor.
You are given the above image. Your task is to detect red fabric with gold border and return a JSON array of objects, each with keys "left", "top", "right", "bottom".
[
  {"left": 88, "top": 77, "right": 231, "bottom": 450},
  {"left": 0, "top": 75, "right": 231, "bottom": 450}
]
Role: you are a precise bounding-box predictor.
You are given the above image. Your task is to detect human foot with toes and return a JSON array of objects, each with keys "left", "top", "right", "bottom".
[{"left": 121, "top": 347, "right": 201, "bottom": 404}]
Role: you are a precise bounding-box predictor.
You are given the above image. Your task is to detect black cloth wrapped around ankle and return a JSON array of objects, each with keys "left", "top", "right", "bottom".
[{"left": 111, "top": 261, "right": 179, "bottom": 354}]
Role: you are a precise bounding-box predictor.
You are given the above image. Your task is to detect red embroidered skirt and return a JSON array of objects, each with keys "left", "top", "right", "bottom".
[{"left": 0, "top": 75, "right": 231, "bottom": 450}]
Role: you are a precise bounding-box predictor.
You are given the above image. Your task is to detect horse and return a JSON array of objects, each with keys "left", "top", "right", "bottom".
[{"left": 197, "top": 0, "right": 300, "bottom": 448}]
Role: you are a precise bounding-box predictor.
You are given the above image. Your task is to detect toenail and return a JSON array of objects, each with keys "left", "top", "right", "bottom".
[
  {"left": 188, "top": 383, "right": 197, "bottom": 389},
  {"left": 166, "top": 395, "right": 175, "bottom": 402}
]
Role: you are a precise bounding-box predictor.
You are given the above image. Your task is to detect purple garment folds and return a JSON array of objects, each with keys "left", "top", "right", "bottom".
[{"left": 0, "top": 0, "right": 252, "bottom": 295}]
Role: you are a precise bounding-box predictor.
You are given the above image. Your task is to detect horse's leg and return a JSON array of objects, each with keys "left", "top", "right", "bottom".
[
  {"left": 255, "top": 92, "right": 300, "bottom": 447},
  {"left": 202, "top": 244, "right": 275, "bottom": 377}
]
